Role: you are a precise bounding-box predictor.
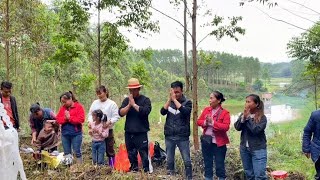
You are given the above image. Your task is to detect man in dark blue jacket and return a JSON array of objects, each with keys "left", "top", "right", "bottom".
[
  {"left": 303, "top": 110, "right": 320, "bottom": 180},
  {"left": 160, "top": 81, "right": 192, "bottom": 180}
]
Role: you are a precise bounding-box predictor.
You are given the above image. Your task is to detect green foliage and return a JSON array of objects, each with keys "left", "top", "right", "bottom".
[
  {"left": 55, "top": 0, "right": 89, "bottom": 41},
  {"left": 288, "top": 23, "right": 320, "bottom": 67},
  {"left": 40, "top": 62, "right": 56, "bottom": 78},
  {"left": 73, "top": 73, "right": 96, "bottom": 93},
  {"left": 209, "top": 16, "right": 245, "bottom": 42},
  {"left": 101, "top": 22, "right": 128, "bottom": 62},
  {"left": 252, "top": 79, "right": 264, "bottom": 91},
  {"left": 131, "top": 59, "right": 151, "bottom": 88}
]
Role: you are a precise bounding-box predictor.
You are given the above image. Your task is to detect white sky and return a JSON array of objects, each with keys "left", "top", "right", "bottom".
[{"left": 42, "top": 0, "right": 320, "bottom": 63}]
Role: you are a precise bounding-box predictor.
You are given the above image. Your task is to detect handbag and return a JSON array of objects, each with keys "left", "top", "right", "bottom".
[{"left": 201, "top": 108, "right": 223, "bottom": 144}]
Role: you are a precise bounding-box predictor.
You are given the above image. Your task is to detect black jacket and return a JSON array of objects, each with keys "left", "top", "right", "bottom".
[
  {"left": 161, "top": 95, "right": 192, "bottom": 141},
  {"left": 119, "top": 95, "right": 152, "bottom": 133},
  {"left": 0, "top": 94, "right": 20, "bottom": 129},
  {"left": 234, "top": 113, "right": 267, "bottom": 151}
]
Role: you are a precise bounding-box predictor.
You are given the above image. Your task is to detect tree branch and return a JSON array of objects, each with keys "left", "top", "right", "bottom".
[
  {"left": 150, "top": 6, "right": 193, "bottom": 37},
  {"left": 182, "top": 0, "right": 192, "bottom": 17},
  {"left": 176, "top": 29, "right": 192, "bottom": 44},
  {"left": 197, "top": 32, "right": 211, "bottom": 47},
  {"left": 255, "top": 6, "right": 310, "bottom": 32},
  {"left": 279, "top": 5, "right": 317, "bottom": 24},
  {"left": 286, "top": 0, "right": 320, "bottom": 15}
]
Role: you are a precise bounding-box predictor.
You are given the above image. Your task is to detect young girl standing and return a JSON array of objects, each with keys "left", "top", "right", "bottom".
[
  {"left": 89, "top": 109, "right": 109, "bottom": 165},
  {"left": 234, "top": 94, "right": 267, "bottom": 180}
]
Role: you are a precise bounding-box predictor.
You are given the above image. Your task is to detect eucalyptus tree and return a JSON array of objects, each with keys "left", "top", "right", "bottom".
[{"left": 80, "top": 0, "right": 159, "bottom": 86}]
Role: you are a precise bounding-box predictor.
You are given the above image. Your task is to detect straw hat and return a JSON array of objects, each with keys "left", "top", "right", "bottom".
[{"left": 126, "top": 78, "right": 142, "bottom": 89}]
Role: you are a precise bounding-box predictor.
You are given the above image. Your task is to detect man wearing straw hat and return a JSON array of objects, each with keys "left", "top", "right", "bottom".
[{"left": 119, "top": 78, "right": 153, "bottom": 173}]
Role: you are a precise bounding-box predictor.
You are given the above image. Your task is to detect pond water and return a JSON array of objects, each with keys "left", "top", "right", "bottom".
[{"left": 230, "top": 104, "right": 294, "bottom": 124}]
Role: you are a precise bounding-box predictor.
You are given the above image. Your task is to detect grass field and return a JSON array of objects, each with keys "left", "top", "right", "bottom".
[{"left": 266, "top": 78, "right": 292, "bottom": 93}]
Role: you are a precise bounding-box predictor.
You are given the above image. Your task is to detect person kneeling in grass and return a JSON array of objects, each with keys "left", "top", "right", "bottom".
[{"left": 89, "top": 109, "right": 109, "bottom": 165}]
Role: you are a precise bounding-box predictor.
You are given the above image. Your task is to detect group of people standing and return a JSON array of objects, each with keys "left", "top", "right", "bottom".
[
  {"left": 0, "top": 79, "right": 268, "bottom": 179},
  {"left": 2, "top": 78, "right": 320, "bottom": 180}
]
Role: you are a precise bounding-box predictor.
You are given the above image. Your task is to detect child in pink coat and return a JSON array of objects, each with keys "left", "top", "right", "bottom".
[{"left": 89, "top": 109, "right": 109, "bottom": 165}]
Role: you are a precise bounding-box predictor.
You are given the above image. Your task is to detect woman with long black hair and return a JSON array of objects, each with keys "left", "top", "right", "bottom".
[{"left": 234, "top": 94, "right": 267, "bottom": 180}]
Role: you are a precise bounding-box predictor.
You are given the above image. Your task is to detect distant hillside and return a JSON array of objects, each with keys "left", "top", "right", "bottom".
[{"left": 261, "top": 62, "right": 292, "bottom": 78}]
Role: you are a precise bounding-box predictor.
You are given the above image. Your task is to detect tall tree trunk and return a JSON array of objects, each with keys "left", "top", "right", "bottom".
[
  {"left": 192, "top": 0, "right": 199, "bottom": 151},
  {"left": 97, "top": 0, "right": 102, "bottom": 86},
  {"left": 5, "top": 0, "right": 10, "bottom": 80},
  {"left": 183, "top": 0, "right": 190, "bottom": 94}
]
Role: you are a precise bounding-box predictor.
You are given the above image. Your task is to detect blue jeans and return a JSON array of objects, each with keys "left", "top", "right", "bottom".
[
  {"left": 61, "top": 133, "right": 83, "bottom": 158},
  {"left": 165, "top": 138, "right": 192, "bottom": 179},
  {"left": 240, "top": 146, "right": 267, "bottom": 180},
  {"left": 201, "top": 139, "right": 226, "bottom": 180},
  {"left": 92, "top": 141, "right": 106, "bottom": 165}
]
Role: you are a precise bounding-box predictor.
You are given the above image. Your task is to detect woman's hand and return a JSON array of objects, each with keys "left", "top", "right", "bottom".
[
  {"left": 65, "top": 110, "right": 70, "bottom": 120},
  {"left": 205, "top": 115, "right": 213, "bottom": 125},
  {"left": 243, "top": 106, "right": 250, "bottom": 120}
]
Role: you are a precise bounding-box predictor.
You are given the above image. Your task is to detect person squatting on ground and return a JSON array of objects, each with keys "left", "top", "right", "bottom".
[
  {"left": 88, "top": 85, "right": 120, "bottom": 167},
  {"left": 0, "top": 81, "right": 20, "bottom": 131},
  {"left": 160, "top": 81, "right": 193, "bottom": 179},
  {"left": 35, "top": 121, "right": 59, "bottom": 153},
  {"left": 119, "top": 78, "right": 153, "bottom": 173},
  {"left": 234, "top": 94, "right": 268, "bottom": 180},
  {"left": 29, "top": 103, "right": 57, "bottom": 145},
  {"left": 302, "top": 109, "right": 320, "bottom": 180},
  {"left": 56, "top": 91, "right": 85, "bottom": 164},
  {"left": 89, "top": 109, "right": 109, "bottom": 165},
  {"left": 197, "top": 91, "right": 230, "bottom": 180}
]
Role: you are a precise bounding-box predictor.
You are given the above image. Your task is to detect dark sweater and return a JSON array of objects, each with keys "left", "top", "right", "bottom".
[
  {"left": 234, "top": 113, "right": 267, "bottom": 151},
  {"left": 119, "top": 95, "right": 152, "bottom": 133},
  {"left": 0, "top": 94, "right": 20, "bottom": 129},
  {"left": 160, "top": 95, "right": 192, "bottom": 141}
]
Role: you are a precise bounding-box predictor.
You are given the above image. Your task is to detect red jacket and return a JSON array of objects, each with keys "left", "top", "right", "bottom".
[
  {"left": 56, "top": 102, "right": 85, "bottom": 134},
  {"left": 197, "top": 106, "right": 230, "bottom": 147}
]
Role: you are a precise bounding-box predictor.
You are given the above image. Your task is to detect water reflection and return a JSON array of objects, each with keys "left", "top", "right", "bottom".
[{"left": 230, "top": 104, "right": 293, "bottom": 123}]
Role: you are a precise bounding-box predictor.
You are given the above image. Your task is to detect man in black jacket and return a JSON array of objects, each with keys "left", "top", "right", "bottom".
[
  {"left": 0, "top": 81, "right": 20, "bottom": 131},
  {"left": 160, "top": 81, "right": 192, "bottom": 179},
  {"left": 119, "top": 78, "right": 152, "bottom": 173}
]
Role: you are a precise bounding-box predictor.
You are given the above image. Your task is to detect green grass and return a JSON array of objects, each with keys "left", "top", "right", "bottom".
[
  {"left": 266, "top": 78, "right": 292, "bottom": 93},
  {"left": 266, "top": 108, "right": 314, "bottom": 178}
]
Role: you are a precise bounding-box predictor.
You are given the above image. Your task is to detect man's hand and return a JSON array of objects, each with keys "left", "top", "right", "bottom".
[
  {"left": 31, "top": 137, "right": 36, "bottom": 145},
  {"left": 304, "top": 153, "right": 311, "bottom": 159},
  {"left": 170, "top": 88, "right": 176, "bottom": 101},
  {"left": 128, "top": 94, "right": 135, "bottom": 106}
]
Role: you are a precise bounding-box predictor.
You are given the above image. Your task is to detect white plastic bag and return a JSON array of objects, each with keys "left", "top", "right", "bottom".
[{"left": 0, "top": 100, "right": 26, "bottom": 180}]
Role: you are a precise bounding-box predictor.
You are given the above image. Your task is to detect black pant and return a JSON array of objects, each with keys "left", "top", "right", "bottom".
[
  {"left": 105, "top": 129, "right": 115, "bottom": 157},
  {"left": 316, "top": 158, "right": 320, "bottom": 180},
  {"left": 125, "top": 132, "right": 149, "bottom": 172}
]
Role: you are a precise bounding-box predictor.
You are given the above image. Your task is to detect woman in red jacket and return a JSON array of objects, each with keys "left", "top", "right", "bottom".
[
  {"left": 56, "top": 91, "right": 85, "bottom": 164},
  {"left": 197, "top": 91, "right": 230, "bottom": 180}
]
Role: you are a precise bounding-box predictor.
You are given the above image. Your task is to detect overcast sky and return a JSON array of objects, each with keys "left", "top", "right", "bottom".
[{"left": 42, "top": 0, "right": 320, "bottom": 63}]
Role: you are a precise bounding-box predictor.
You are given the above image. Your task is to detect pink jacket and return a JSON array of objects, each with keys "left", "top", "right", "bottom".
[{"left": 89, "top": 121, "right": 109, "bottom": 141}]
